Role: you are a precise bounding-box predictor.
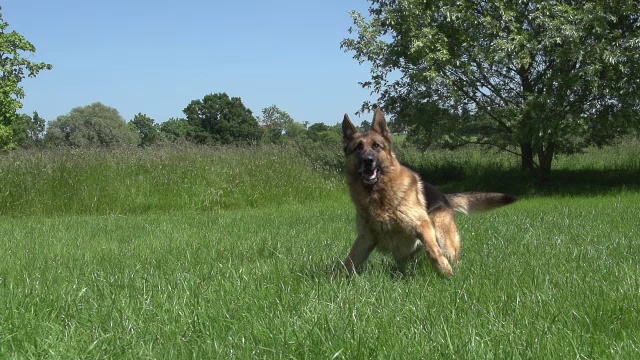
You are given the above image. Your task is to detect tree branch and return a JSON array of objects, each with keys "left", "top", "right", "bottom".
[{"left": 442, "top": 69, "right": 514, "bottom": 134}]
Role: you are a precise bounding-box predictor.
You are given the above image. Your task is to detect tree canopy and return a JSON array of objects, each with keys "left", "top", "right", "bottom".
[
  {"left": 342, "top": 0, "right": 640, "bottom": 180},
  {"left": 12, "top": 111, "right": 45, "bottom": 148},
  {"left": 259, "top": 105, "right": 307, "bottom": 144},
  {"left": 0, "top": 7, "right": 52, "bottom": 149},
  {"left": 159, "top": 117, "right": 189, "bottom": 143},
  {"left": 129, "top": 113, "right": 161, "bottom": 147},
  {"left": 306, "top": 122, "right": 342, "bottom": 144},
  {"left": 184, "top": 93, "right": 262, "bottom": 145},
  {"left": 46, "top": 102, "right": 138, "bottom": 148}
]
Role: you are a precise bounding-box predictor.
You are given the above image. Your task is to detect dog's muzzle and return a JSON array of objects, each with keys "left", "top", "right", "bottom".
[{"left": 358, "top": 155, "right": 381, "bottom": 185}]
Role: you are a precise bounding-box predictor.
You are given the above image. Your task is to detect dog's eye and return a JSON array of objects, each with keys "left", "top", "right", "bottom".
[
  {"left": 355, "top": 142, "right": 364, "bottom": 151},
  {"left": 372, "top": 142, "right": 382, "bottom": 150}
]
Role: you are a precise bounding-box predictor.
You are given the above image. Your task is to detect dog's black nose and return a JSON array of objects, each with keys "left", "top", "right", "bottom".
[{"left": 362, "top": 154, "right": 376, "bottom": 166}]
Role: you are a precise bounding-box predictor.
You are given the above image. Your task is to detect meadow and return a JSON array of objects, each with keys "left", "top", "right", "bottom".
[{"left": 0, "top": 142, "right": 639, "bottom": 358}]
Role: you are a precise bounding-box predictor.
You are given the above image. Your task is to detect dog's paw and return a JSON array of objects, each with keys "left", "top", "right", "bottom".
[
  {"left": 438, "top": 259, "right": 454, "bottom": 277},
  {"left": 330, "top": 259, "right": 355, "bottom": 280}
]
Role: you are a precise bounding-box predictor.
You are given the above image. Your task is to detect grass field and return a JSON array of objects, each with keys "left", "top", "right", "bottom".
[{"left": 1, "top": 143, "right": 639, "bottom": 358}]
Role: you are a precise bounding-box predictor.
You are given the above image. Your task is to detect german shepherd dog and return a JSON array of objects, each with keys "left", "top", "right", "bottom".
[{"left": 341, "top": 109, "right": 516, "bottom": 276}]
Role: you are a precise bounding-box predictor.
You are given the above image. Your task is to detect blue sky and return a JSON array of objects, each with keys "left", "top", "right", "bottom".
[{"left": 4, "top": 0, "right": 375, "bottom": 125}]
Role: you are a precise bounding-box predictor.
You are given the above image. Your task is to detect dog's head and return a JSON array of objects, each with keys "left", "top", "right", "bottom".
[{"left": 342, "top": 108, "right": 395, "bottom": 186}]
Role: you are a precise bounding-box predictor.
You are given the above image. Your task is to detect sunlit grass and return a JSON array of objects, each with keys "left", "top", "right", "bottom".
[
  {"left": 0, "top": 143, "right": 639, "bottom": 358},
  {"left": 0, "top": 145, "right": 343, "bottom": 216}
]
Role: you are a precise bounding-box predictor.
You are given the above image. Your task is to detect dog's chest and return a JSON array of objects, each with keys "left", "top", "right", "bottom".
[
  {"left": 363, "top": 205, "right": 415, "bottom": 229},
  {"left": 374, "top": 226, "right": 423, "bottom": 259},
  {"left": 359, "top": 191, "right": 426, "bottom": 228},
  {"left": 353, "top": 173, "right": 429, "bottom": 259},
  {"left": 357, "top": 206, "right": 426, "bottom": 260}
]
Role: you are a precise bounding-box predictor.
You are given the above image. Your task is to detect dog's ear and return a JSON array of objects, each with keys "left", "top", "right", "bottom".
[
  {"left": 342, "top": 114, "right": 358, "bottom": 142},
  {"left": 371, "top": 108, "right": 391, "bottom": 141}
]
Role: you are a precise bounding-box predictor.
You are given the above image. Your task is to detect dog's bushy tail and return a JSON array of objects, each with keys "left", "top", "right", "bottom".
[{"left": 446, "top": 192, "right": 516, "bottom": 215}]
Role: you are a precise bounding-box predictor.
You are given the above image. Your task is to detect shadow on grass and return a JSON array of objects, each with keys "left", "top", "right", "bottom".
[{"left": 410, "top": 163, "right": 640, "bottom": 198}]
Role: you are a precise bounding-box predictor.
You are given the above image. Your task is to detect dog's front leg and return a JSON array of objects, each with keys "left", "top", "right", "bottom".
[
  {"left": 342, "top": 235, "right": 376, "bottom": 275},
  {"left": 417, "top": 219, "right": 454, "bottom": 276}
]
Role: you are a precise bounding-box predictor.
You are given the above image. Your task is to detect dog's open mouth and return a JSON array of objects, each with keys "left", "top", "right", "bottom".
[{"left": 361, "top": 167, "right": 381, "bottom": 185}]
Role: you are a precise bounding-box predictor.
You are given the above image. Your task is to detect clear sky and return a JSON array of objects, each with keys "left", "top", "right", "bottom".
[{"left": 4, "top": 0, "right": 376, "bottom": 126}]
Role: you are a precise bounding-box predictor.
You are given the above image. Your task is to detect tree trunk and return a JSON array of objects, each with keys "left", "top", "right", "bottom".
[
  {"left": 520, "top": 143, "right": 535, "bottom": 170},
  {"left": 536, "top": 144, "right": 555, "bottom": 184}
]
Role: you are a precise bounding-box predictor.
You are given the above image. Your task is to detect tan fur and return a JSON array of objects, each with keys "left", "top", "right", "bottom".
[
  {"left": 446, "top": 192, "right": 516, "bottom": 215},
  {"left": 341, "top": 109, "right": 515, "bottom": 276}
]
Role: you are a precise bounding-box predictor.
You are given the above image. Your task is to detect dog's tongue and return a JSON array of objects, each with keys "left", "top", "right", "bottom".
[{"left": 364, "top": 168, "right": 377, "bottom": 180}]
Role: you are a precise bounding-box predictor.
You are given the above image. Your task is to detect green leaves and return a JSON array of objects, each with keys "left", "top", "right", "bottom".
[
  {"left": 0, "top": 124, "right": 14, "bottom": 150},
  {"left": 159, "top": 118, "right": 189, "bottom": 143},
  {"left": 129, "top": 113, "right": 161, "bottom": 147},
  {"left": 183, "top": 93, "right": 262, "bottom": 145},
  {"left": 343, "top": 0, "right": 640, "bottom": 180},
  {"left": 46, "top": 103, "right": 139, "bottom": 148},
  {"left": 259, "top": 105, "right": 307, "bottom": 144},
  {"left": 0, "top": 7, "right": 52, "bottom": 149},
  {"left": 11, "top": 111, "right": 45, "bottom": 148}
]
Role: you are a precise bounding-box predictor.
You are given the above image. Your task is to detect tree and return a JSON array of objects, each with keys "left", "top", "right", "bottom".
[
  {"left": 12, "top": 111, "right": 45, "bottom": 148},
  {"left": 0, "top": 7, "right": 52, "bottom": 149},
  {"left": 0, "top": 122, "right": 11, "bottom": 149},
  {"left": 259, "top": 105, "right": 306, "bottom": 143},
  {"left": 283, "top": 121, "right": 307, "bottom": 143},
  {"left": 29, "top": 111, "right": 45, "bottom": 143},
  {"left": 11, "top": 113, "right": 32, "bottom": 148},
  {"left": 129, "top": 113, "right": 161, "bottom": 147},
  {"left": 307, "top": 122, "right": 342, "bottom": 144},
  {"left": 159, "top": 117, "right": 190, "bottom": 143},
  {"left": 390, "top": 97, "right": 468, "bottom": 150},
  {"left": 342, "top": 0, "right": 640, "bottom": 181},
  {"left": 359, "top": 119, "right": 371, "bottom": 131},
  {"left": 307, "top": 122, "right": 330, "bottom": 142},
  {"left": 183, "top": 93, "right": 262, "bottom": 145},
  {"left": 45, "top": 102, "right": 138, "bottom": 148}
]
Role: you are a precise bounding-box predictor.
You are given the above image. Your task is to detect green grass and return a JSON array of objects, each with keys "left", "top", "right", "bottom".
[
  {"left": 0, "top": 146, "right": 343, "bottom": 216},
  {"left": 395, "top": 139, "right": 640, "bottom": 196},
  {"left": 1, "top": 144, "right": 639, "bottom": 358}
]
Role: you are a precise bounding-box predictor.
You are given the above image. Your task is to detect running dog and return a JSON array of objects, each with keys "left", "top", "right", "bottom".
[{"left": 341, "top": 108, "right": 516, "bottom": 276}]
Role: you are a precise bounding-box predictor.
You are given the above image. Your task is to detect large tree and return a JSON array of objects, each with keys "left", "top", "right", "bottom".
[
  {"left": 159, "top": 117, "right": 189, "bottom": 143},
  {"left": 259, "top": 105, "right": 306, "bottom": 143},
  {"left": 45, "top": 102, "right": 138, "bottom": 148},
  {"left": 342, "top": 0, "right": 640, "bottom": 181},
  {"left": 0, "top": 7, "right": 52, "bottom": 149},
  {"left": 183, "top": 93, "right": 262, "bottom": 145},
  {"left": 129, "top": 113, "right": 161, "bottom": 147},
  {"left": 12, "top": 111, "right": 45, "bottom": 148},
  {"left": 306, "top": 122, "right": 342, "bottom": 144}
]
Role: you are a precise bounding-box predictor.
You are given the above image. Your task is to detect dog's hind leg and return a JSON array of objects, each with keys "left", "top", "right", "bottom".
[{"left": 430, "top": 207, "right": 461, "bottom": 264}]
